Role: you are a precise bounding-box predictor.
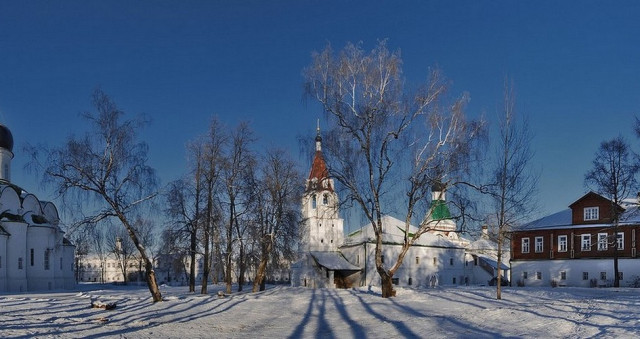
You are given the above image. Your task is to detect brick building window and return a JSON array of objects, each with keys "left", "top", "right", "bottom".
[
  {"left": 535, "top": 237, "right": 543, "bottom": 253},
  {"left": 617, "top": 232, "right": 624, "bottom": 250},
  {"left": 581, "top": 234, "right": 591, "bottom": 251},
  {"left": 558, "top": 235, "right": 568, "bottom": 252},
  {"left": 522, "top": 238, "right": 530, "bottom": 253},
  {"left": 584, "top": 207, "right": 599, "bottom": 221},
  {"left": 597, "top": 233, "right": 608, "bottom": 251}
]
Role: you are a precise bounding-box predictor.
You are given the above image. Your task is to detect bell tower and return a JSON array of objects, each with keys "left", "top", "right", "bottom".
[{"left": 301, "top": 123, "right": 344, "bottom": 252}]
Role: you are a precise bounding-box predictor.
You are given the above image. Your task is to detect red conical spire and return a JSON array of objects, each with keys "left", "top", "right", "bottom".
[{"left": 307, "top": 122, "right": 332, "bottom": 192}]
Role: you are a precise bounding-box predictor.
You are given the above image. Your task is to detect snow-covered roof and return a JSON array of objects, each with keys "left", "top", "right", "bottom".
[
  {"left": 344, "top": 215, "right": 463, "bottom": 249},
  {"left": 519, "top": 204, "right": 640, "bottom": 231},
  {"left": 469, "top": 237, "right": 498, "bottom": 252},
  {"left": 475, "top": 254, "right": 509, "bottom": 270},
  {"left": 309, "top": 251, "right": 360, "bottom": 271}
]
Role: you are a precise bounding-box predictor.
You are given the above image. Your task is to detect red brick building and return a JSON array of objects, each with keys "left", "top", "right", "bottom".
[{"left": 511, "top": 192, "right": 640, "bottom": 287}]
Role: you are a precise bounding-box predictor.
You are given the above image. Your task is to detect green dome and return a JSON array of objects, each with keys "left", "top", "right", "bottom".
[{"left": 430, "top": 199, "right": 451, "bottom": 220}]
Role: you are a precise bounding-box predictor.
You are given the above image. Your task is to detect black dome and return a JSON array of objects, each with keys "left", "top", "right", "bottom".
[{"left": 0, "top": 125, "right": 14, "bottom": 152}]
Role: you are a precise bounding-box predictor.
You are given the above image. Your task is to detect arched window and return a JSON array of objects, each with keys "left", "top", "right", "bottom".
[
  {"left": 312, "top": 195, "right": 317, "bottom": 209},
  {"left": 322, "top": 194, "right": 329, "bottom": 205}
]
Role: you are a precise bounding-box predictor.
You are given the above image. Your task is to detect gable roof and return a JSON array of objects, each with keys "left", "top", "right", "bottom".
[
  {"left": 519, "top": 203, "right": 640, "bottom": 231},
  {"left": 309, "top": 251, "right": 360, "bottom": 271},
  {"left": 568, "top": 191, "right": 610, "bottom": 208},
  {"left": 343, "top": 215, "right": 463, "bottom": 249}
]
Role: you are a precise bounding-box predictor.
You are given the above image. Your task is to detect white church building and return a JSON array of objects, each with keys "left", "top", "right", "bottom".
[
  {"left": 0, "top": 124, "right": 76, "bottom": 292},
  {"left": 291, "top": 127, "right": 508, "bottom": 289}
]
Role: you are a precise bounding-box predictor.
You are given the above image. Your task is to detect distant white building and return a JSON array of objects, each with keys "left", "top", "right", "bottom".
[
  {"left": 0, "top": 125, "right": 75, "bottom": 292},
  {"left": 291, "top": 126, "right": 507, "bottom": 289}
]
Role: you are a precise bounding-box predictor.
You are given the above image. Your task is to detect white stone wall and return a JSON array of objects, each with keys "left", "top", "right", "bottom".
[
  {"left": 341, "top": 243, "right": 471, "bottom": 288},
  {"left": 511, "top": 259, "right": 640, "bottom": 287},
  {"left": 0, "top": 233, "right": 7, "bottom": 291},
  {"left": 3, "top": 221, "right": 28, "bottom": 292}
]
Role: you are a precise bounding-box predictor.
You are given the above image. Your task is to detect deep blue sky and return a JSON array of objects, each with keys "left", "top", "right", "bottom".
[{"left": 1, "top": 1, "right": 639, "bottom": 222}]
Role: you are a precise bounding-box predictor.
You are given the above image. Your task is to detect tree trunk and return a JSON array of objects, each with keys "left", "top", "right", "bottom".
[
  {"left": 189, "top": 230, "right": 197, "bottom": 293},
  {"left": 380, "top": 271, "right": 394, "bottom": 298},
  {"left": 252, "top": 257, "right": 268, "bottom": 293},
  {"left": 373, "top": 220, "right": 395, "bottom": 298},
  {"left": 226, "top": 199, "right": 235, "bottom": 294},
  {"left": 496, "top": 235, "right": 503, "bottom": 300},
  {"left": 116, "top": 209, "right": 162, "bottom": 302},
  {"left": 237, "top": 243, "right": 245, "bottom": 292},
  {"left": 613, "top": 227, "right": 620, "bottom": 287},
  {"left": 143, "top": 257, "right": 163, "bottom": 302},
  {"left": 252, "top": 240, "right": 272, "bottom": 293}
]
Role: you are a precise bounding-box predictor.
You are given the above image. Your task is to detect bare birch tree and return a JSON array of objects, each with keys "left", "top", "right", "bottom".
[
  {"left": 304, "top": 41, "right": 484, "bottom": 297},
  {"left": 585, "top": 136, "right": 639, "bottom": 287},
  {"left": 25, "top": 89, "right": 163, "bottom": 302},
  {"left": 165, "top": 138, "right": 208, "bottom": 292},
  {"left": 487, "top": 80, "right": 538, "bottom": 299},
  {"left": 200, "top": 118, "right": 226, "bottom": 294},
  {"left": 251, "top": 148, "right": 302, "bottom": 292},
  {"left": 220, "top": 122, "right": 256, "bottom": 293}
]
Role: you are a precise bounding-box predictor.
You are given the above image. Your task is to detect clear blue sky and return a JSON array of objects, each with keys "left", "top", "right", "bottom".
[{"left": 1, "top": 1, "right": 639, "bottom": 222}]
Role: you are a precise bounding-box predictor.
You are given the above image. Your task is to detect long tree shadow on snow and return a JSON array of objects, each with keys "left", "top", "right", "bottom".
[{"left": 288, "top": 289, "right": 336, "bottom": 339}]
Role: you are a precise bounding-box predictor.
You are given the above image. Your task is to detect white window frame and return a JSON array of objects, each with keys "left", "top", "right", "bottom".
[
  {"left": 597, "top": 233, "right": 608, "bottom": 251},
  {"left": 558, "top": 235, "right": 568, "bottom": 252},
  {"left": 534, "top": 236, "right": 543, "bottom": 253},
  {"left": 560, "top": 271, "right": 566, "bottom": 280},
  {"left": 522, "top": 238, "right": 530, "bottom": 253},
  {"left": 584, "top": 207, "right": 599, "bottom": 221},
  {"left": 617, "top": 232, "right": 624, "bottom": 250},
  {"left": 581, "top": 234, "right": 591, "bottom": 251}
]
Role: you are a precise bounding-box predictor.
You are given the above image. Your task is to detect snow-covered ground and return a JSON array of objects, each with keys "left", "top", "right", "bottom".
[{"left": 1, "top": 283, "right": 639, "bottom": 338}]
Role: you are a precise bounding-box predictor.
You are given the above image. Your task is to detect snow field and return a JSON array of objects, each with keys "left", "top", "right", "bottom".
[{"left": 1, "top": 284, "right": 640, "bottom": 338}]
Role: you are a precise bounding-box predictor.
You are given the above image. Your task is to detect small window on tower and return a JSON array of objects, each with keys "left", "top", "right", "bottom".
[
  {"left": 312, "top": 195, "right": 317, "bottom": 209},
  {"left": 322, "top": 194, "right": 328, "bottom": 205}
]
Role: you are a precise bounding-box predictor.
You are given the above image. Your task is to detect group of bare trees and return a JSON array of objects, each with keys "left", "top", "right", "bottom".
[
  {"left": 29, "top": 90, "right": 301, "bottom": 303},
  {"left": 163, "top": 119, "right": 302, "bottom": 295}
]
